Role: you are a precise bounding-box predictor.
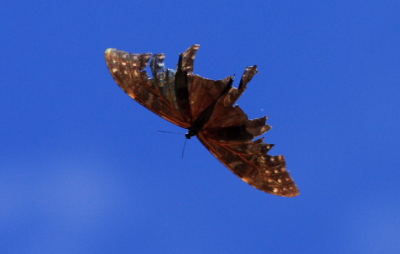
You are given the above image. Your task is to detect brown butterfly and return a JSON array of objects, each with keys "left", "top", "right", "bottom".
[{"left": 105, "top": 45, "right": 299, "bottom": 197}]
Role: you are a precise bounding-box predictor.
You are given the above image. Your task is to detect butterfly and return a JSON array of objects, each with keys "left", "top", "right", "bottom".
[{"left": 105, "top": 45, "right": 299, "bottom": 197}]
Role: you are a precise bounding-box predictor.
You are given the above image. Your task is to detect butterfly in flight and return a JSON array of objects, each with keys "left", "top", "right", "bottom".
[{"left": 105, "top": 45, "right": 299, "bottom": 197}]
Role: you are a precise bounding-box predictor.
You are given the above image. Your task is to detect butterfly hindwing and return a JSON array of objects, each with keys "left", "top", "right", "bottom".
[{"left": 198, "top": 125, "right": 299, "bottom": 197}]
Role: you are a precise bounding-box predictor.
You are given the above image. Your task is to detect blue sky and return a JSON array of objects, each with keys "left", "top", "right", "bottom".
[{"left": 1, "top": 1, "right": 400, "bottom": 253}]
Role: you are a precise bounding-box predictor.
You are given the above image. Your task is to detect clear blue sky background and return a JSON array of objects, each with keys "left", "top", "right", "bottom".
[{"left": 1, "top": 1, "right": 399, "bottom": 253}]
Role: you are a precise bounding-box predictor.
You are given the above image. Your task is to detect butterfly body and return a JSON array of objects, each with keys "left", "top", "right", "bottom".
[{"left": 105, "top": 45, "right": 299, "bottom": 197}]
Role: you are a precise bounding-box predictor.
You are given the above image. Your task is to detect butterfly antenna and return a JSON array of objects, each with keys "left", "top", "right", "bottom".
[
  {"left": 157, "top": 130, "right": 185, "bottom": 135},
  {"left": 181, "top": 138, "right": 187, "bottom": 159}
]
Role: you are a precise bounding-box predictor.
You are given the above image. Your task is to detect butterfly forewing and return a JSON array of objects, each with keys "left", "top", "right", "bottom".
[{"left": 105, "top": 48, "right": 190, "bottom": 128}]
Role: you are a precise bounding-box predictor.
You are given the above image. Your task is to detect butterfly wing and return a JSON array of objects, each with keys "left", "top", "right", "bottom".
[
  {"left": 198, "top": 126, "right": 299, "bottom": 197},
  {"left": 105, "top": 48, "right": 190, "bottom": 128},
  {"left": 178, "top": 46, "right": 235, "bottom": 125},
  {"left": 197, "top": 67, "right": 300, "bottom": 197}
]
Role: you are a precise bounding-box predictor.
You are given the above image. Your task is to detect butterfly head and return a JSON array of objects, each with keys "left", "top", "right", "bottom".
[{"left": 185, "top": 130, "right": 197, "bottom": 139}]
